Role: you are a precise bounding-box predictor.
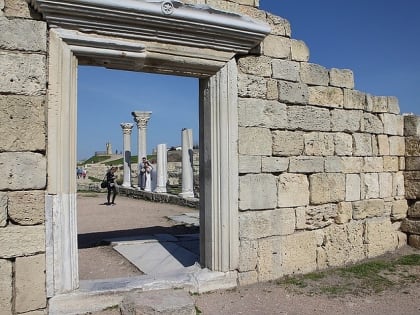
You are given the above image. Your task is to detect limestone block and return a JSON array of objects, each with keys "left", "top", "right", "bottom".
[
  {"left": 287, "top": 105, "right": 330, "bottom": 131},
  {"left": 352, "top": 199, "right": 385, "bottom": 220},
  {"left": 4, "top": 0, "right": 35, "bottom": 17},
  {"left": 361, "top": 173, "right": 380, "bottom": 199},
  {"left": 388, "top": 136, "right": 405, "bottom": 156},
  {"left": 329, "top": 68, "right": 354, "bottom": 89},
  {"left": 261, "top": 156, "right": 289, "bottom": 173},
  {"left": 404, "top": 171, "right": 420, "bottom": 199},
  {"left": 387, "top": 96, "right": 400, "bottom": 114},
  {"left": 353, "top": 133, "right": 372, "bottom": 156},
  {"left": 0, "top": 192, "right": 6, "bottom": 227},
  {"left": 322, "top": 223, "right": 366, "bottom": 267},
  {"left": 362, "top": 157, "right": 383, "bottom": 173},
  {"left": 366, "top": 95, "right": 387, "bottom": 113},
  {"left": 309, "top": 173, "right": 345, "bottom": 204},
  {"left": 238, "top": 55, "right": 272, "bottom": 77},
  {"left": 15, "top": 254, "right": 46, "bottom": 313},
  {"left": 272, "top": 130, "right": 304, "bottom": 156},
  {"left": 377, "top": 135, "right": 390, "bottom": 155},
  {"left": 303, "top": 203, "right": 338, "bottom": 230},
  {"left": 361, "top": 112, "right": 383, "bottom": 134},
  {"left": 345, "top": 174, "right": 360, "bottom": 201},
  {"left": 262, "top": 35, "right": 291, "bottom": 59},
  {"left": 0, "top": 225, "right": 45, "bottom": 258},
  {"left": 335, "top": 202, "right": 353, "bottom": 224},
  {"left": 238, "top": 127, "right": 272, "bottom": 156},
  {"left": 289, "top": 156, "right": 324, "bottom": 173},
  {"left": 394, "top": 171, "right": 406, "bottom": 197},
  {"left": 238, "top": 239, "right": 258, "bottom": 272},
  {"left": 365, "top": 218, "right": 398, "bottom": 258},
  {"left": 325, "top": 157, "right": 363, "bottom": 173},
  {"left": 266, "top": 79, "right": 278, "bottom": 100},
  {"left": 239, "top": 174, "right": 277, "bottom": 210},
  {"left": 303, "top": 132, "right": 334, "bottom": 156},
  {"left": 408, "top": 235, "right": 420, "bottom": 249},
  {"left": 0, "top": 18, "right": 46, "bottom": 51},
  {"left": 227, "top": 0, "right": 257, "bottom": 7},
  {"left": 384, "top": 200, "right": 393, "bottom": 217},
  {"left": 308, "top": 86, "right": 344, "bottom": 108},
  {"left": 343, "top": 89, "right": 366, "bottom": 110},
  {"left": 266, "top": 13, "right": 291, "bottom": 37},
  {"left": 0, "top": 259, "right": 12, "bottom": 314},
  {"left": 331, "top": 109, "right": 362, "bottom": 132},
  {"left": 238, "top": 98, "right": 287, "bottom": 128},
  {"left": 0, "top": 95, "right": 46, "bottom": 152},
  {"left": 237, "top": 271, "right": 258, "bottom": 286},
  {"left": 0, "top": 52, "right": 46, "bottom": 95},
  {"left": 300, "top": 63, "right": 329, "bottom": 86},
  {"left": 408, "top": 201, "right": 420, "bottom": 218},
  {"left": 295, "top": 206, "right": 306, "bottom": 230},
  {"left": 400, "top": 156, "right": 406, "bottom": 170},
  {"left": 238, "top": 73, "right": 267, "bottom": 99},
  {"left": 391, "top": 199, "right": 408, "bottom": 220},
  {"left": 8, "top": 191, "right": 45, "bottom": 225},
  {"left": 401, "top": 218, "right": 420, "bottom": 235},
  {"left": 406, "top": 157, "right": 420, "bottom": 171},
  {"left": 405, "top": 137, "right": 420, "bottom": 156},
  {"left": 404, "top": 115, "right": 420, "bottom": 137},
  {"left": 257, "top": 232, "right": 317, "bottom": 280},
  {"left": 0, "top": 152, "right": 46, "bottom": 190},
  {"left": 383, "top": 156, "right": 399, "bottom": 172},
  {"left": 0, "top": 0, "right": 3, "bottom": 15},
  {"left": 278, "top": 81, "right": 308, "bottom": 104},
  {"left": 290, "top": 39, "right": 309, "bottom": 62},
  {"left": 239, "top": 208, "right": 296, "bottom": 239},
  {"left": 379, "top": 173, "right": 393, "bottom": 199},
  {"left": 272, "top": 59, "right": 300, "bottom": 82},
  {"left": 381, "top": 113, "right": 404, "bottom": 136},
  {"left": 278, "top": 173, "right": 309, "bottom": 207},
  {"left": 239, "top": 155, "right": 261, "bottom": 174},
  {"left": 334, "top": 133, "right": 353, "bottom": 156}
]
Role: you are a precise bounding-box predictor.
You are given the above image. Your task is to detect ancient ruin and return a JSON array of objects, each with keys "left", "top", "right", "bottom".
[{"left": 1, "top": 0, "right": 419, "bottom": 313}]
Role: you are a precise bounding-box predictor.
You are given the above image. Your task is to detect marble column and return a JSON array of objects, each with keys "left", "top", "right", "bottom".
[
  {"left": 132, "top": 111, "right": 152, "bottom": 189},
  {"left": 179, "top": 128, "right": 194, "bottom": 198},
  {"left": 154, "top": 143, "right": 167, "bottom": 193},
  {"left": 121, "top": 122, "right": 134, "bottom": 188}
]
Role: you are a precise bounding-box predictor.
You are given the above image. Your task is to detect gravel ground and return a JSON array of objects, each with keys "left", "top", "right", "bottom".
[{"left": 78, "top": 193, "right": 420, "bottom": 315}]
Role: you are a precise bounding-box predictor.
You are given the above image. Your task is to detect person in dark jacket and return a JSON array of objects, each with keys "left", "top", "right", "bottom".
[{"left": 106, "top": 167, "right": 117, "bottom": 205}]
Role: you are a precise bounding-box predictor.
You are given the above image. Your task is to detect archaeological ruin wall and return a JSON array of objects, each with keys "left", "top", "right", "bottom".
[{"left": 0, "top": 0, "right": 419, "bottom": 313}]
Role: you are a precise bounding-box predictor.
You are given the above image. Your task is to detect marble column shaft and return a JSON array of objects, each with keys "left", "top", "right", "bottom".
[
  {"left": 132, "top": 111, "right": 152, "bottom": 189},
  {"left": 154, "top": 143, "right": 167, "bottom": 193},
  {"left": 179, "top": 128, "right": 194, "bottom": 198},
  {"left": 121, "top": 122, "right": 134, "bottom": 188}
]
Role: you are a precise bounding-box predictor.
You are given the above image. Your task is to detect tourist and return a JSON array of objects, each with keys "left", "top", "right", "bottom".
[
  {"left": 105, "top": 167, "right": 118, "bottom": 205},
  {"left": 140, "top": 157, "right": 153, "bottom": 190}
]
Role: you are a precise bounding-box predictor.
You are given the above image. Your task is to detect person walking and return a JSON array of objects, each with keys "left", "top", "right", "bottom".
[{"left": 105, "top": 167, "right": 118, "bottom": 205}]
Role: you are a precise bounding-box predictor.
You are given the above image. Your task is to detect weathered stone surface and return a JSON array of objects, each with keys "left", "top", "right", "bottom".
[
  {"left": 287, "top": 105, "right": 330, "bottom": 131},
  {"left": 383, "top": 156, "right": 399, "bottom": 172},
  {"left": 4, "top": 0, "right": 36, "bottom": 18},
  {"left": 409, "top": 234, "right": 420, "bottom": 249},
  {"left": 303, "top": 132, "right": 334, "bottom": 156},
  {"left": 308, "top": 86, "right": 343, "bottom": 108},
  {"left": 239, "top": 174, "right": 277, "bottom": 210},
  {"left": 266, "top": 79, "right": 278, "bottom": 100},
  {"left": 15, "top": 254, "right": 46, "bottom": 313},
  {"left": 405, "top": 136, "right": 420, "bottom": 156},
  {"left": 266, "top": 13, "right": 291, "bottom": 37},
  {"left": 261, "top": 156, "right": 289, "bottom": 173},
  {"left": 0, "top": 225, "right": 45, "bottom": 258},
  {"left": 238, "top": 73, "right": 267, "bottom": 99},
  {"left": 365, "top": 218, "right": 399, "bottom": 258},
  {"left": 362, "top": 157, "right": 383, "bottom": 173},
  {"left": 408, "top": 201, "right": 420, "bottom": 218},
  {"left": 8, "top": 191, "right": 45, "bottom": 225},
  {"left": 325, "top": 157, "right": 363, "bottom": 173},
  {"left": 393, "top": 171, "right": 406, "bottom": 197},
  {"left": 387, "top": 96, "right": 400, "bottom": 114},
  {"left": 0, "top": 152, "right": 46, "bottom": 190},
  {"left": 272, "top": 59, "right": 299, "bottom": 82},
  {"left": 238, "top": 55, "right": 272, "bottom": 77},
  {"left": 300, "top": 63, "right": 329, "bottom": 86},
  {"left": 238, "top": 127, "right": 272, "bottom": 156},
  {"left": 343, "top": 89, "right": 366, "bottom": 110},
  {"left": 237, "top": 270, "right": 258, "bottom": 286},
  {"left": 329, "top": 68, "right": 354, "bottom": 89},
  {"left": 290, "top": 39, "right": 309, "bottom": 62},
  {"left": 331, "top": 109, "right": 361, "bottom": 132},
  {"left": 278, "top": 173, "right": 309, "bottom": 207},
  {"left": 346, "top": 174, "right": 360, "bottom": 201},
  {"left": 388, "top": 136, "right": 405, "bottom": 156},
  {"left": 352, "top": 133, "right": 373, "bottom": 156},
  {"left": 334, "top": 133, "right": 353, "bottom": 156},
  {"left": 238, "top": 239, "right": 258, "bottom": 272},
  {"left": 262, "top": 35, "right": 291, "bottom": 59},
  {"left": 301, "top": 203, "right": 337, "bottom": 230},
  {"left": 278, "top": 81, "right": 308, "bottom": 104},
  {"left": 289, "top": 156, "right": 324, "bottom": 173},
  {"left": 0, "top": 192, "right": 6, "bottom": 227},
  {"left": 361, "top": 112, "right": 383, "bottom": 134},
  {"left": 361, "top": 173, "right": 380, "bottom": 199},
  {"left": 381, "top": 113, "right": 404, "bottom": 136},
  {"left": 378, "top": 172, "right": 393, "bottom": 198},
  {"left": 0, "top": 95, "right": 46, "bottom": 152},
  {"left": 377, "top": 135, "right": 390, "bottom": 155},
  {"left": 335, "top": 202, "right": 352, "bottom": 224},
  {"left": 401, "top": 218, "right": 420, "bottom": 235},
  {"left": 272, "top": 130, "right": 304, "bottom": 156},
  {"left": 352, "top": 199, "right": 385, "bottom": 220},
  {"left": 366, "top": 95, "right": 387, "bottom": 113},
  {"left": 240, "top": 208, "right": 295, "bottom": 239},
  {"left": 0, "top": 259, "right": 12, "bottom": 315},
  {"left": 309, "top": 173, "right": 345, "bottom": 204},
  {"left": 238, "top": 98, "right": 287, "bottom": 128},
  {"left": 391, "top": 199, "right": 408, "bottom": 220},
  {"left": 0, "top": 18, "right": 46, "bottom": 51},
  {"left": 0, "top": 52, "right": 46, "bottom": 95},
  {"left": 239, "top": 155, "right": 261, "bottom": 174},
  {"left": 0, "top": 0, "right": 3, "bottom": 15},
  {"left": 404, "top": 115, "right": 420, "bottom": 137}
]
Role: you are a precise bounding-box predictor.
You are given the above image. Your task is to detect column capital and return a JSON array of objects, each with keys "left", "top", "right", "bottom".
[
  {"left": 120, "top": 122, "right": 134, "bottom": 135},
  {"left": 132, "top": 111, "right": 152, "bottom": 129}
]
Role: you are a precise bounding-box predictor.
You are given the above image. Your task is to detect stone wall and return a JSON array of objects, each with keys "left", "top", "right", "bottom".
[
  {"left": 0, "top": 0, "right": 48, "bottom": 313},
  {"left": 402, "top": 115, "right": 420, "bottom": 247}
]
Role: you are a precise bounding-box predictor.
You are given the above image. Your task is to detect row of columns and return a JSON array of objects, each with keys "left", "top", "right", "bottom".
[{"left": 119, "top": 111, "right": 195, "bottom": 197}]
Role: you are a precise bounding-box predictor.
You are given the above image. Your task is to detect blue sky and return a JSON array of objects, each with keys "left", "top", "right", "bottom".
[{"left": 77, "top": 0, "right": 420, "bottom": 160}]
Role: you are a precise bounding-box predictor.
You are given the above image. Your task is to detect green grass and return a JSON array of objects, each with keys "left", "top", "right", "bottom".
[{"left": 80, "top": 155, "right": 110, "bottom": 164}]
